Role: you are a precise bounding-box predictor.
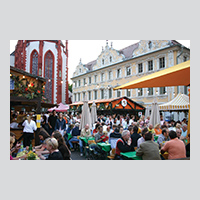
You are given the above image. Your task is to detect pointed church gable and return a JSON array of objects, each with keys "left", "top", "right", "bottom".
[
  {"left": 73, "top": 60, "right": 89, "bottom": 77},
  {"left": 133, "top": 40, "right": 174, "bottom": 57}
]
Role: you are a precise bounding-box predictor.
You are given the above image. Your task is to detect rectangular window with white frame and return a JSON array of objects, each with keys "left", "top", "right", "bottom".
[
  {"left": 126, "top": 89, "right": 131, "bottom": 97},
  {"left": 74, "top": 81, "right": 77, "bottom": 88},
  {"left": 117, "top": 68, "right": 122, "bottom": 78},
  {"left": 101, "top": 73, "right": 105, "bottom": 82},
  {"left": 94, "top": 75, "right": 97, "bottom": 83},
  {"left": 74, "top": 93, "right": 77, "bottom": 102},
  {"left": 160, "top": 87, "right": 166, "bottom": 95},
  {"left": 88, "top": 91, "right": 91, "bottom": 100},
  {"left": 108, "top": 71, "right": 112, "bottom": 80},
  {"left": 148, "top": 60, "right": 153, "bottom": 71},
  {"left": 94, "top": 90, "right": 98, "bottom": 100},
  {"left": 159, "top": 57, "right": 165, "bottom": 69},
  {"left": 138, "top": 63, "right": 143, "bottom": 73},
  {"left": 78, "top": 80, "right": 81, "bottom": 87},
  {"left": 138, "top": 88, "right": 143, "bottom": 96},
  {"left": 83, "top": 78, "right": 86, "bottom": 86},
  {"left": 108, "top": 88, "right": 112, "bottom": 98},
  {"left": 88, "top": 77, "right": 91, "bottom": 84},
  {"left": 101, "top": 89, "right": 104, "bottom": 99},
  {"left": 117, "top": 89, "right": 121, "bottom": 97},
  {"left": 78, "top": 93, "right": 80, "bottom": 101},
  {"left": 82, "top": 92, "right": 86, "bottom": 100},
  {"left": 147, "top": 88, "right": 153, "bottom": 96},
  {"left": 126, "top": 66, "right": 131, "bottom": 76}
]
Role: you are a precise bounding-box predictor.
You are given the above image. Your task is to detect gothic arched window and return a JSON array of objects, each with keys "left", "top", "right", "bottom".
[
  {"left": 44, "top": 51, "right": 54, "bottom": 103},
  {"left": 31, "top": 50, "right": 38, "bottom": 75}
]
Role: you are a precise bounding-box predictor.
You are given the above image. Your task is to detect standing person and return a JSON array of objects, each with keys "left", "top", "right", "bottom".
[
  {"left": 37, "top": 138, "right": 63, "bottom": 160},
  {"left": 48, "top": 110, "right": 57, "bottom": 136},
  {"left": 54, "top": 112, "right": 66, "bottom": 137},
  {"left": 41, "top": 115, "right": 50, "bottom": 134},
  {"left": 52, "top": 131, "right": 71, "bottom": 160},
  {"left": 161, "top": 130, "right": 186, "bottom": 160},
  {"left": 22, "top": 114, "right": 37, "bottom": 147},
  {"left": 136, "top": 132, "right": 161, "bottom": 160}
]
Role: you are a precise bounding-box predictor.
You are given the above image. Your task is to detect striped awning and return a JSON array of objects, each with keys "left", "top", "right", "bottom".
[{"left": 159, "top": 93, "right": 189, "bottom": 111}]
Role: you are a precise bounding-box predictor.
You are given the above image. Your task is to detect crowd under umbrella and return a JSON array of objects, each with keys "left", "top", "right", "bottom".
[
  {"left": 79, "top": 96, "right": 92, "bottom": 131},
  {"left": 90, "top": 101, "right": 97, "bottom": 127},
  {"left": 149, "top": 98, "right": 160, "bottom": 127},
  {"left": 145, "top": 106, "right": 150, "bottom": 119}
]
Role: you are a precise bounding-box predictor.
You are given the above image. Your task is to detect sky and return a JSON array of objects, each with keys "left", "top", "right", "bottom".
[{"left": 10, "top": 40, "right": 190, "bottom": 83}]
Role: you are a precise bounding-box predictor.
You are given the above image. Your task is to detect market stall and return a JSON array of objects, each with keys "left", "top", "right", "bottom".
[{"left": 70, "top": 96, "right": 145, "bottom": 116}]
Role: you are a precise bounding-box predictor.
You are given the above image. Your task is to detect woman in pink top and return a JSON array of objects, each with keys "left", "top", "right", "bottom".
[{"left": 161, "top": 130, "right": 186, "bottom": 159}]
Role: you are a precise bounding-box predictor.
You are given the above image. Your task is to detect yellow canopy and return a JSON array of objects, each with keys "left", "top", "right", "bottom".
[
  {"left": 114, "top": 60, "right": 190, "bottom": 90},
  {"left": 159, "top": 93, "right": 189, "bottom": 111}
]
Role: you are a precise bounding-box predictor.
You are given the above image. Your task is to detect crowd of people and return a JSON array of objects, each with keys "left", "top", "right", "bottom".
[{"left": 10, "top": 109, "right": 190, "bottom": 160}]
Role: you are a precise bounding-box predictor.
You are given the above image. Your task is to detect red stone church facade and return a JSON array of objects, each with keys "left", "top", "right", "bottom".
[{"left": 11, "top": 40, "right": 70, "bottom": 104}]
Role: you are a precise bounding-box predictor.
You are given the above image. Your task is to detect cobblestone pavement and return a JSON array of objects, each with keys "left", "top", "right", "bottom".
[{"left": 70, "top": 150, "right": 87, "bottom": 160}]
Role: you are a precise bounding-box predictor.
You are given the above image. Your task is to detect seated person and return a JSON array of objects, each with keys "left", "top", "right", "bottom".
[
  {"left": 37, "top": 138, "right": 63, "bottom": 160},
  {"left": 100, "top": 131, "right": 109, "bottom": 142},
  {"left": 114, "top": 130, "right": 135, "bottom": 160},
  {"left": 106, "top": 125, "right": 113, "bottom": 138},
  {"left": 136, "top": 132, "right": 161, "bottom": 160},
  {"left": 109, "top": 127, "right": 122, "bottom": 149},
  {"left": 34, "top": 128, "right": 50, "bottom": 152},
  {"left": 157, "top": 128, "right": 170, "bottom": 148},
  {"left": 80, "top": 124, "right": 91, "bottom": 138},
  {"left": 10, "top": 118, "right": 19, "bottom": 129},
  {"left": 68, "top": 123, "right": 81, "bottom": 151},
  {"left": 154, "top": 123, "right": 162, "bottom": 135},
  {"left": 64, "top": 124, "right": 74, "bottom": 144},
  {"left": 79, "top": 124, "right": 92, "bottom": 156},
  {"left": 10, "top": 132, "right": 21, "bottom": 156},
  {"left": 52, "top": 131, "right": 71, "bottom": 160},
  {"left": 10, "top": 136, "right": 27, "bottom": 160},
  {"left": 92, "top": 123, "right": 100, "bottom": 136},
  {"left": 94, "top": 125, "right": 105, "bottom": 143},
  {"left": 131, "top": 126, "right": 141, "bottom": 147},
  {"left": 137, "top": 127, "right": 148, "bottom": 148},
  {"left": 148, "top": 124, "right": 155, "bottom": 134},
  {"left": 161, "top": 130, "right": 186, "bottom": 160}
]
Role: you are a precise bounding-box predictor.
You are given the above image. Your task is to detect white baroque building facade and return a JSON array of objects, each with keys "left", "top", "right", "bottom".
[{"left": 71, "top": 40, "right": 190, "bottom": 120}]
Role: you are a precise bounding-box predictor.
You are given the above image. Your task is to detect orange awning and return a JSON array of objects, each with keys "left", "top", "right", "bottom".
[{"left": 114, "top": 60, "right": 190, "bottom": 90}]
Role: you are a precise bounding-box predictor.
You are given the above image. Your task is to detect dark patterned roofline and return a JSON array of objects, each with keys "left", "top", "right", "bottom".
[{"left": 83, "top": 40, "right": 184, "bottom": 71}]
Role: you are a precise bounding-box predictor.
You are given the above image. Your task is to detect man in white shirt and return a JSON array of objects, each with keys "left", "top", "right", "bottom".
[
  {"left": 22, "top": 115, "right": 37, "bottom": 147},
  {"left": 129, "top": 116, "right": 135, "bottom": 126}
]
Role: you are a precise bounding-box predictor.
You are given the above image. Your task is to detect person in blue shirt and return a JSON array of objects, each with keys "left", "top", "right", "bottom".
[
  {"left": 68, "top": 123, "right": 81, "bottom": 151},
  {"left": 54, "top": 113, "right": 66, "bottom": 137}
]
